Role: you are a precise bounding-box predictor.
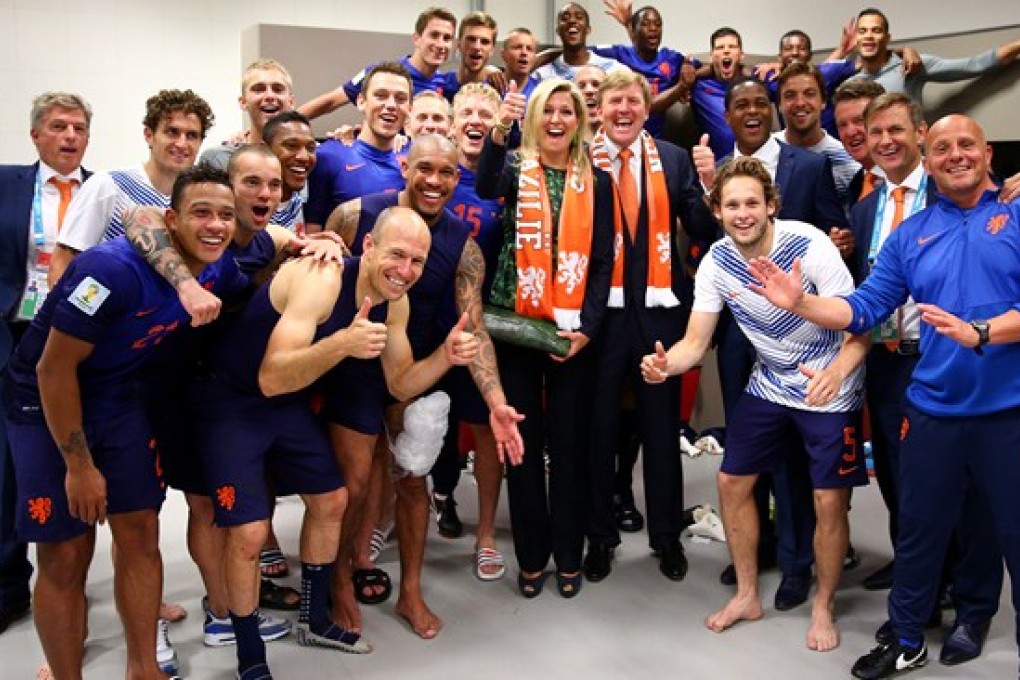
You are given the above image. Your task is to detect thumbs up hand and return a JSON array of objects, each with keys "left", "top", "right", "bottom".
[
  {"left": 342, "top": 296, "right": 388, "bottom": 359},
  {"left": 444, "top": 312, "right": 479, "bottom": 365},
  {"left": 641, "top": 340, "right": 671, "bottom": 384},
  {"left": 693, "top": 133, "right": 717, "bottom": 191}
]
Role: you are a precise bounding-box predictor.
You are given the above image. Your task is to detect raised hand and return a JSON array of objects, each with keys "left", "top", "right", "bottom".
[
  {"left": 693, "top": 134, "right": 716, "bottom": 191},
  {"left": 746, "top": 257, "right": 806, "bottom": 310},
  {"left": 343, "top": 296, "right": 388, "bottom": 359},
  {"left": 640, "top": 340, "right": 670, "bottom": 384},
  {"left": 602, "top": 0, "right": 634, "bottom": 28},
  {"left": 499, "top": 80, "right": 527, "bottom": 128},
  {"left": 444, "top": 313, "right": 479, "bottom": 365}
]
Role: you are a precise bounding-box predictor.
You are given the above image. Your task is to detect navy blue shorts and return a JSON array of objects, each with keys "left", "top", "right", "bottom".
[
  {"left": 145, "top": 382, "right": 206, "bottom": 495},
  {"left": 8, "top": 406, "right": 165, "bottom": 543},
  {"left": 722, "top": 393, "right": 866, "bottom": 489},
  {"left": 319, "top": 358, "right": 391, "bottom": 435},
  {"left": 196, "top": 380, "right": 343, "bottom": 527},
  {"left": 436, "top": 366, "right": 488, "bottom": 426}
]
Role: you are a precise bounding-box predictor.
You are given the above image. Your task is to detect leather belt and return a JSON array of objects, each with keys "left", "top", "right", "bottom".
[{"left": 896, "top": 338, "right": 921, "bottom": 356}]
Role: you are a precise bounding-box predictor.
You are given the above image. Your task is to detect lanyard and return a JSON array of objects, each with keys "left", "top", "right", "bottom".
[
  {"left": 31, "top": 170, "right": 46, "bottom": 247},
  {"left": 868, "top": 174, "right": 927, "bottom": 263}
]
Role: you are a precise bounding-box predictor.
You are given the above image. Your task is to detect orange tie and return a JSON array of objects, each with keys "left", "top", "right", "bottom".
[
  {"left": 859, "top": 171, "right": 879, "bottom": 200},
  {"left": 50, "top": 177, "right": 78, "bottom": 231},
  {"left": 884, "top": 186, "right": 910, "bottom": 352},
  {"left": 617, "top": 147, "right": 640, "bottom": 242}
]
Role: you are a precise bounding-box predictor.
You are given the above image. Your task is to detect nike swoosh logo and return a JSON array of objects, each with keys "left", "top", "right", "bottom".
[
  {"left": 917, "top": 232, "right": 945, "bottom": 246},
  {"left": 134, "top": 306, "right": 160, "bottom": 317},
  {"left": 895, "top": 648, "right": 923, "bottom": 670},
  {"left": 345, "top": 163, "right": 365, "bottom": 172},
  {"left": 838, "top": 466, "right": 859, "bottom": 476}
]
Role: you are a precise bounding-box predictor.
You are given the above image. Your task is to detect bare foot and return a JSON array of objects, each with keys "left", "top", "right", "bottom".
[
  {"left": 806, "top": 601, "right": 840, "bottom": 651},
  {"left": 705, "top": 593, "right": 764, "bottom": 633},
  {"left": 395, "top": 596, "right": 443, "bottom": 640},
  {"left": 36, "top": 663, "right": 53, "bottom": 680},
  {"left": 332, "top": 579, "right": 364, "bottom": 633},
  {"left": 158, "top": 601, "right": 187, "bottom": 623}
]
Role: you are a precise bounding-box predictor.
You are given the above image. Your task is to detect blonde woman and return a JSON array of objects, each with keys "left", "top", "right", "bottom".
[{"left": 475, "top": 78, "right": 614, "bottom": 598}]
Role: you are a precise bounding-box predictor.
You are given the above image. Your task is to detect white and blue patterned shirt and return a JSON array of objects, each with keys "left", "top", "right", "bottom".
[
  {"left": 58, "top": 166, "right": 169, "bottom": 251},
  {"left": 694, "top": 219, "right": 863, "bottom": 412},
  {"left": 271, "top": 192, "right": 304, "bottom": 233}
]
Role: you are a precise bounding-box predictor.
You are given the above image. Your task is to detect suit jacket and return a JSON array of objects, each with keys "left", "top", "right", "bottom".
[
  {"left": 848, "top": 173, "right": 939, "bottom": 285},
  {"left": 0, "top": 162, "right": 91, "bottom": 367},
  {"left": 773, "top": 142, "right": 849, "bottom": 230},
  {"left": 621, "top": 140, "right": 718, "bottom": 347}
]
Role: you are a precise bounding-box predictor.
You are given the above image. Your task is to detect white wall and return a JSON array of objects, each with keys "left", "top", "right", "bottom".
[
  {"left": 2, "top": 0, "right": 1018, "bottom": 169},
  {"left": 0, "top": 0, "right": 546, "bottom": 169}
]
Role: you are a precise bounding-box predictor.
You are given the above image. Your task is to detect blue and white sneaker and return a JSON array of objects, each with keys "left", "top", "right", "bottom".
[
  {"left": 156, "top": 618, "right": 179, "bottom": 675},
  {"left": 203, "top": 599, "right": 292, "bottom": 647}
]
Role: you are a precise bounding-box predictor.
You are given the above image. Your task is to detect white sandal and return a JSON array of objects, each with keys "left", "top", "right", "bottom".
[{"left": 475, "top": 547, "right": 507, "bottom": 581}]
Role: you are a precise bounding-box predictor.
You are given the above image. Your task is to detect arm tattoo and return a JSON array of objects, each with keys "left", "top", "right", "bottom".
[
  {"left": 59, "top": 430, "right": 90, "bottom": 463},
  {"left": 124, "top": 206, "right": 193, "bottom": 287},
  {"left": 456, "top": 240, "right": 504, "bottom": 404},
  {"left": 325, "top": 199, "right": 361, "bottom": 246}
]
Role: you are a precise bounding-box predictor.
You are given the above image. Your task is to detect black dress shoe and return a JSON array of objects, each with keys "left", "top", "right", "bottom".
[
  {"left": 863, "top": 560, "right": 895, "bottom": 591},
  {"left": 432, "top": 493, "right": 463, "bottom": 538},
  {"left": 774, "top": 573, "right": 811, "bottom": 611},
  {"left": 0, "top": 598, "right": 31, "bottom": 635},
  {"left": 613, "top": 499, "right": 644, "bottom": 533},
  {"left": 658, "top": 541, "right": 688, "bottom": 581},
  {"left": 720, "top": 547, "right": 778, "bottom": 586},
  {"left": 939, "top": 620, "right": 990, "bottom": 666},
  {"left": 582, "top": 544, "right": 614, "bottom": 582}
]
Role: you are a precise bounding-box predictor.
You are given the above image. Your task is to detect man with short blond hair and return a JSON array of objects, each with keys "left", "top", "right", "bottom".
[{"left": 201, "top": 59, "right": 296, "bottom": 171}]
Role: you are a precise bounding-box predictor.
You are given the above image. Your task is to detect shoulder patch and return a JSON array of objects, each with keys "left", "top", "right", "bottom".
[{"left": 68, "top": 276, "right": 111, "bottom": 316}]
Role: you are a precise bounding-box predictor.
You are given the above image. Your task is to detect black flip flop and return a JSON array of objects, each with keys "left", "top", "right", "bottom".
[{"left": 352, "top": 567, "right": 392, "bottom": 605}]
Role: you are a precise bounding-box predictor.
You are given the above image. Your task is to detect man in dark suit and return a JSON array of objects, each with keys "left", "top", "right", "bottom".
[
  {"left": 692, "top": 75, "right": 849, "bottom": 611},
  {"left": 0, "top": 92, "right": 91, "bottom": 635},
  {"left": 583, "top": 70, "right": 718, "bottom": 583}
]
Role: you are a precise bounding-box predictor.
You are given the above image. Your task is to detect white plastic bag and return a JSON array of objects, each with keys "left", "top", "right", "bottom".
[{"left": 391, "top": 391, "right": 451, "bottom": 477}]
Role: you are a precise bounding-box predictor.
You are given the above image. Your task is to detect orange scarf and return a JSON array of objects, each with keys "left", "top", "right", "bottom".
[
  {"left": 514, "top": 156, "right": 595, "bottom": 330},
  {"left": 590, "top": 130, "right": 678, "bottom": 308}
]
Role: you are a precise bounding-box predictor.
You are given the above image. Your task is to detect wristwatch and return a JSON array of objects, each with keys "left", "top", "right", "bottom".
[{"left": 970, "top": 319, "right": 990, "bottom": 355}]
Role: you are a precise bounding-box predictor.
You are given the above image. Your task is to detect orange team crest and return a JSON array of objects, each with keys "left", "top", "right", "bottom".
[
  {"left": 900, "top": 417, "right": 910, "bottom": 442},
  {"left": 986, "top": 213, "right": 1009, "bottom": 235},
  {"left": 28, "top": 497, "right": 53, "bottom": 525},
  {"left": 216, "top": 485, "right": 236, "bottom": 512}
]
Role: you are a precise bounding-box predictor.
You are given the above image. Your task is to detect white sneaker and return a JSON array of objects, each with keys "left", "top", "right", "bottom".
[
  {"left": 203, "top": 600, "right": 292, "bottom": 647},
  {"left": 156, "top": 618, "right": 178, "bottom": 675}
]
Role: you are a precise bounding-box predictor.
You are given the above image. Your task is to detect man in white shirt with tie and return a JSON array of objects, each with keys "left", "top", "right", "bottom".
[{"left": 0, "top": 92, "right": 91, "bottom": 639}]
